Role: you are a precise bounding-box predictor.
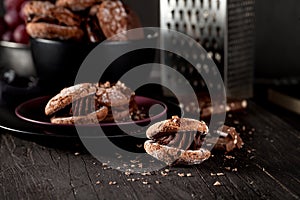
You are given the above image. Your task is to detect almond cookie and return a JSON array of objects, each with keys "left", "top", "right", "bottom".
[
  {"left": 24, "top": 1, "right": 81, "bottom": 26},
  {"left": 96, "top": 0, "right": 128, "bottom": 40},
  {"left": 45, "top": 83, "right": 100, "bottom": 116},
  {"left": 23, "top": 1, "right": 55, "bottom": 19},
  {"left": 85, "top": 2, "right": 143, "bottom": 42},
  {"left": 50, "top": 104, "right": 108, "bottom": 125},
  {"left": 96, "top": 81, "right": 138, "bottom": 122},
  {"left": 56, "top": 0, "right": 102, "bottom": 11},
  {"left": 45, "top": 83, "right": 107, "bottom": 125},
  {"left": 144, "top": 116, "right": 211, "bottom": 165},
  {"left": 26, "top": 22, "right": 84, "bottom": 41}
]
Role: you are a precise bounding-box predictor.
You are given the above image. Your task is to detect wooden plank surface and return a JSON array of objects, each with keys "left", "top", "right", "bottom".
[{"left": 0, "top": 102, "right": 299, "bottom": 200}]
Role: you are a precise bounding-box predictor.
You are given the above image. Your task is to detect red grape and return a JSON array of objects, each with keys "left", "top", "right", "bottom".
[
  {"left": 2, "top": 31, "right": 14, "bottom": 42},
  {"left": 19, "top": 1, "right": 29, "bottom": 21},
  {"left": 4, "top": 0, "right": 24, "bottom": 11},
  {"left": 4, "top": 9, "right": 21, "bottom": 29},
  {"left": 13, "top": 24, "right": 29, "bottom": 44}
]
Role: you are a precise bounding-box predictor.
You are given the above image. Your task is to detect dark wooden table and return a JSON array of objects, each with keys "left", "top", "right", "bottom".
[{"left": 0, "top": 101, "right": 299, "bottom": 200}]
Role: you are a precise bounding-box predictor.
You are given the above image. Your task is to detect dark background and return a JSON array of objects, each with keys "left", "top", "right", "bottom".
[
  {"left": 255, "top": 0, "right": 300, "bottom": 79},
  {"left": 1, "top": 0, "right": 300, "bottom": 80}
]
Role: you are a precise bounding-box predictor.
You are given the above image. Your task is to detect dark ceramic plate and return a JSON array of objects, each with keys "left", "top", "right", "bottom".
[{"left": 15, "top": 96, "right": 167, "bottom": 137}]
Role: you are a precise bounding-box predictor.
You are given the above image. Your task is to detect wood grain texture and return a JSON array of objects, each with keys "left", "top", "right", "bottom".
[{"left": 0, "top": 102, "right": 299, "bottom": 200}]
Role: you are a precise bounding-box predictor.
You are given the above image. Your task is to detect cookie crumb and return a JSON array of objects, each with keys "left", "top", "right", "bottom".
[
  {"left": 232, "top": 168, "right": 238, "bottom": 172},
  {"left": 95, "top": 181, "right": 100, "bottom": 185},
  {"left": 210, "top": 173, "right": 216, "bottom": 176},
  {"left": 74, "top": 152, "right": 80, "bottom": 156},
  {"left": 233, "top": 120, "right": 239, "bottom": 125},
  {"left": 213, "top": 181, "right": 221, "bottom": 186},
  {"left": 141, "top": 172, "right": 151, "bottom": 176},
  {"left": 161, "top": 171, "right": 168, "bottom": 176},
  {"left": 125, "top": 171, "right": 131, "bottom": 176},
  {"left": 250, "top": 156, "right": 255, "bottom": 160},
  {"left": 217, "top": 173, "right": 224, "bottom": 176},
  {"left": 164, "top": 169, "right": 170, "bottom": 173},
  {"left": 225, "top": 155, "right": 235, "bottom": 159},
  {"left": 155, "top": 181, "right": 160, "bottom": 184},
  {"left": 242, "top": 126, "right": 246, "bottom": 131},
  {"left": 186, "top": 173, "right": 192, "bottom": 177},
  {"left": 178, "top": 173, "right": 185, "bottom": 177},
  {"left": 109, "top": 181, "right": 117, "bottom": 185},
  {"left": 142, "top": 181, "right": 149, "bottom": 185},
  {"left": 102, "top": 163, "right": 108, "bottom": 167},
  {"left": 224, "top": 167, "right": 231, "bottom": 171}
]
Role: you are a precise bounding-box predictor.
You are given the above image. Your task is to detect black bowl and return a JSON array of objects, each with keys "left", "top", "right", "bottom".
[
  {"left": 30, "top": 38, "right": 94, "bottom": 93},
  {"left": 0, "top": 41, "right": 40, "bottom": 106},
  {"left": 30, "top": 31, "right": 158, "bottom": 94},
  {"left": 0, "top": 41, "right": 35, "bottom": 77}
]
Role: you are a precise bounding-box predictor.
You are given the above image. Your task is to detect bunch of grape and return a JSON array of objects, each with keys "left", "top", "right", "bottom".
[{"left": 0, "top": 0, "right": 29, "bottom": 44}]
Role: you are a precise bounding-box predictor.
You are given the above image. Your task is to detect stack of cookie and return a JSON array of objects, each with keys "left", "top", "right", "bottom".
[
  {"left": 45, "top": 81, "right": 139, "bottom": 125},
  {"left": 23, "top": 0, "right": 142, "bottom": 42},
  {"left": 144, "top": 116, "right": 211, "bottom": 166}
]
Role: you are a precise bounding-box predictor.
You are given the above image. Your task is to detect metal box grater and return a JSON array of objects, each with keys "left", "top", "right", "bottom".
[{"left": 159, "top": 0, "right": 255, "bottom": 98}]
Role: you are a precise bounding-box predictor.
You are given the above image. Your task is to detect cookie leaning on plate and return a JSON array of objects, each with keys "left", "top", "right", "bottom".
[
  {"left": 144, "top": 116, "right": 211, "bottom": 166},
  {"left": 96, "top": 0, "right": 128, "bottom": 40},
  {"left": 45, "top": 81, "right": 137, "bottom": 125}
]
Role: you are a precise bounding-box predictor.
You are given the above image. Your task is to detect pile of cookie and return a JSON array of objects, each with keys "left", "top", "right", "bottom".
[
  {"left": 45, "top": 81, "right": 140, "bottom": 124},
  {"left": 23, "top": 0, "right": 142, "bottom": 42}
]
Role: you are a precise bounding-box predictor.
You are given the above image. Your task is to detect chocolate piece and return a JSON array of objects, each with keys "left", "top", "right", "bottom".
[
  {"left": 178, "top": 93, "right": 248, "bottom": 119},
  {"left": 207, "top": 125, "right": 244, "bottom": 152}
]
